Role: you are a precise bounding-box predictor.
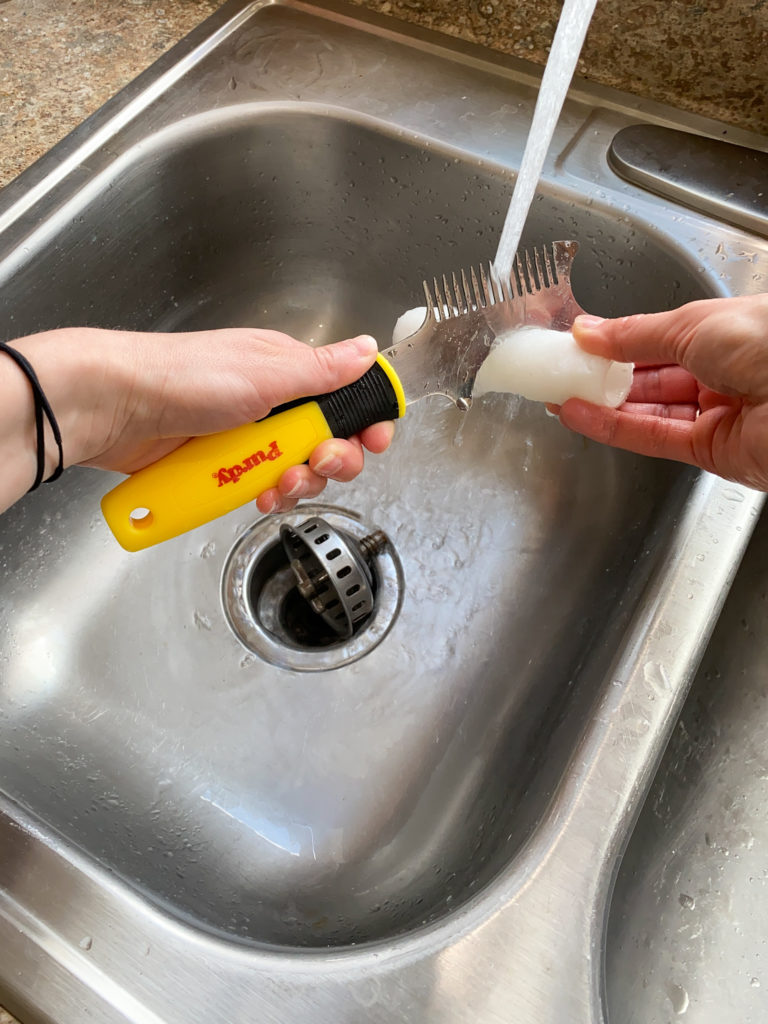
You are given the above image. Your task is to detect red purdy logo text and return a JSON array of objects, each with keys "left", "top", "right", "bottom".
[{"left": 213, "top": 440, "right": 283, "bottom": 486}]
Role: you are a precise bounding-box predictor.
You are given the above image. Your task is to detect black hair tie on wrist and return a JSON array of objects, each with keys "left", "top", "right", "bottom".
[{"left": 0, "top": 341, "right": 64, "bottom": 492}]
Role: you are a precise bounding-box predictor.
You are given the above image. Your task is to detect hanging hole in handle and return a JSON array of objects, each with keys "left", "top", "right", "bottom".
[{"left": 130, "top": 507, "right": 155, "bottom": 529}]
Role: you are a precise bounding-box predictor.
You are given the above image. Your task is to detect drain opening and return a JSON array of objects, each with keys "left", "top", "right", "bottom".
[
  {"left": 279, "top": 585, "right": 346, "bottom": 648},
  {"left": 222, "top": 505, "right": 403, "bottom": 672}
]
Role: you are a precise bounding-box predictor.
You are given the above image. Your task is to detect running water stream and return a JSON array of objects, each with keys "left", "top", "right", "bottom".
[
  {"left": 482, "top": 0, "right": 633, "bottom": 413},
  {"left": 393, "top": 0, "right": 630, "bottom": 413},
  {"left": 494, "top": 0, "right": 600, "bottom": 280}
]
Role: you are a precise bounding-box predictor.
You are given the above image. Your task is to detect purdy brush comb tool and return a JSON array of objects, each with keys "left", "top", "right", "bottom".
[{"left": 101, "top": 241, "right": 633, "bottom": 551}]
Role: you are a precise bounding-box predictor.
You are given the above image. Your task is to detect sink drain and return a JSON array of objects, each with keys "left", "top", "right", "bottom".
[
  {"left": 280, "top": 517, "right": 389, "bottom": 639},
  {"left": 221, "top": 505, "right": 403, "bottom": 671}
]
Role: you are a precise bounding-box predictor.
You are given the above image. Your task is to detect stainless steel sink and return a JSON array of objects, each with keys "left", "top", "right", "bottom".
[
  {"left": 606, "top": 506, "right": 768, "bottom": 1022},
  {"left": 1, "top": 2, "right": 767, "bottom": 1022}
]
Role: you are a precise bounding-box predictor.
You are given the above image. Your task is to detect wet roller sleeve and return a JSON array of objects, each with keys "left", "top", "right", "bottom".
[{"left": 101, "top": 354, "right": 405, "bottom": 552}]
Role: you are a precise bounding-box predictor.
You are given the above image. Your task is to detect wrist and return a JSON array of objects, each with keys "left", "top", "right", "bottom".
[
  {"left": 9, "top": 328, "right": 135, "bottom": 470},
  {"left": 0, "top": 344, "right": 45, "bottom": 501}
]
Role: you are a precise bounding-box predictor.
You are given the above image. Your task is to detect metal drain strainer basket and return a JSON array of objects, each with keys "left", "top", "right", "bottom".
[{"left": 279, "top": 517, "right": 388, "bottom": 639}]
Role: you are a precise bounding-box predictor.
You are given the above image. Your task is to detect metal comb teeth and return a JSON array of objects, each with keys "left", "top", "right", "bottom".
[
  {"left": 423, "top": 264, "right": 504, "bottom": 321},
  {"left": 511, "top": 240, "right": 561, "bottom": 296},
  {"left": 422, "top": 241, "right": 563, "bottom": 319}
]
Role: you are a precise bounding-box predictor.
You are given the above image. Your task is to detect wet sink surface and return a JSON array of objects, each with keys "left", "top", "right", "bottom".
[
  {"left": 0, "top": 105, "right": 697, "bottom": 947},
  {"left": 606, "top": 505, "right": 768, "bottom": 1022},
  {"left": 0, "top": 107, "right": 705, "bottom": 951},
  {"left": 0, "top": 2, "right": 767, "bottom": 1022}
]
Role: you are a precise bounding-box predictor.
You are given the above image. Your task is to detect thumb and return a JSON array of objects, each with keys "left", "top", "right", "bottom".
[
  {"left": 573, "top": 297, "right": 768, "bottom": 401},
  {"left": 572, "top": 305, "right": 709, "bottom": 367},
  {"left": 274, "top": 334, "right": 379, "bottom": 403}
]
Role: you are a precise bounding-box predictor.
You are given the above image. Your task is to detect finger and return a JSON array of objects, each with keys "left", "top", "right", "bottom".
[
  {"left": 358, "top": 420, "right": 396, "bottom": 454},
  {"left": 558, "top": 397, "right": 700, "bottom": 466},
  {"left": 297, "top": 335, "right": 380, "bottom": 398},
  {"left": 259, "top": 492, "right": 304, "bottom": 514},
  {"left": 255, "top": 486, "right": 286, "bottom": 514},
  {"left": 571, "top": 304, "right": 711, "bottom": 367},
  {"left": 629, "top": 366, "right": 699, "bottom": 405},
  {"left": 623, "top": 402, "right": 699, "bottom": 421},
  {"left": 257, "top": 438, "right": 368, "bottom": 513},
  {"left": 309, "top": 437, "right": 365, "bottom": 483},
  {"left": 698, "top": 386, "right": 740, "bottom": 413},
  {"left": 258, "top": 334, "right": 380, "bottom": 408},
  {"left": 269, "top": 440, "right": 366, "bottom": 510},
  {"left": 283, "top": 465, "right": 331, "bottom": 500},
  {"left": 253, "top": 424, "right": 392, "bottom": 515},
  {"left": 255, "top": 469, "right": 330, "bottom": 514}
]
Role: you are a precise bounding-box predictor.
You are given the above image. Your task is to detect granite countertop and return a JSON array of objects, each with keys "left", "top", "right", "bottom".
[
  {"left": 1, "top": 0, "right": 766, "bottom": 194},
  {"left": 0, "top": 0, "right": 221, "bottom": 189},
  {"left": 0, "top": 0, "right": 766, "bottom": 1021},
  {"left": 348, "top": 0, "right": 768, "bottom": 138}
]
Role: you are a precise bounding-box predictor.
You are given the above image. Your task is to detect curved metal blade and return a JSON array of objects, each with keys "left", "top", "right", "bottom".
[{"left": 381, "top": 240, "right": 584, "bottom": 410}]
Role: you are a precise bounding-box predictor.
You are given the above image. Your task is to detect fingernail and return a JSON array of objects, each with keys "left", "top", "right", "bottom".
[
  {"left": 314, "top": 454, "right": 343, "bottom": 477},
  {"left": 262, "top": 493, "right": 278, "bottom": 513},
  {"left": 351, "top": 335, "right": 378, "bottom": 358},
  {"left": 574, "top": 314, "right": 605, "bottom": 330},
  {"left": 286, "top": 479, "right": 307, "bottom": 498}
]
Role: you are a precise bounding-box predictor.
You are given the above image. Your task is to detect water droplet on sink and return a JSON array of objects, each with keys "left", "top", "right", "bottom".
[
  {"left": 193, "top": 611, "right": 213, "bottom": 631},
  {"left": 722, "top": 488, "right": 745, "bottom": 503},
  {"left": 668, "top": 983, "right": 689, "bottom": 1015},
  {"left": 79, "top": 936, "right": 93, "bottom": 951},
  {"left": 644, "top": 661, "right": 671, "bottom": 694},
  {"left": 678, "top": 892, "right": 696, "bottom": 910}
]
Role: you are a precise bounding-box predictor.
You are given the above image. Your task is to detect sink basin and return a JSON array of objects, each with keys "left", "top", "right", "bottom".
[
  {"left": 606, "top": 505, "right": 768, "bottom": 1022},
  {"left": 1, "top": 2, "right": 767, "bottom": 1021}
]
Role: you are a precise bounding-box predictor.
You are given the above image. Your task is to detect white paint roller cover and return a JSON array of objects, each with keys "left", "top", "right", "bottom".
[
  {"left": 473, "top": 326, "right": 633, "bottom": 407},
  {"left": 392, "top": 311, "right": 633, "bottom": 409},
  {"left": 392, "top": 306, "right": 429, "bottom": 344}
]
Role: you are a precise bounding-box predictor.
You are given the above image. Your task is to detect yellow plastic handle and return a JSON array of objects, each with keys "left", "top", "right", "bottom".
[{"left": 101, "top": 402, "right": 333, "bottom": 551}]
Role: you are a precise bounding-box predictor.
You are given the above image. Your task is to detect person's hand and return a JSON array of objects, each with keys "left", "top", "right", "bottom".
[
  {"left": 552, "top": 294, "right": 768, "bottom": 491},
  {"left": 2, "top": 327, "right": 394, "bottom": 514}
]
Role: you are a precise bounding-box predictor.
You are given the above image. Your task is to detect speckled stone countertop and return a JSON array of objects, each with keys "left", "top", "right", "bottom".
[
  {"left": 1, "top": 0, "right": 767, "bottom": 191},
  {"left": 349, "top": 0, "right": 768, "bottom": 137},
  {"left": 1, "top": 0, "right": 766, "bottom": 194},
  {"left": 0, "top": 0, "right": 221, "bottom": 189},
  {"left": 0, "top": 0, "right": 765, "bottom": 1021}
]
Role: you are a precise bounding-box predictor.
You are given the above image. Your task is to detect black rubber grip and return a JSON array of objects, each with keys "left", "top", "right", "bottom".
[
  {"left": 266, "top": 361, "right": 401, "bottom": 437},
  {"left": 316, "top": 360, "right": 401, "bottom": 438}
]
